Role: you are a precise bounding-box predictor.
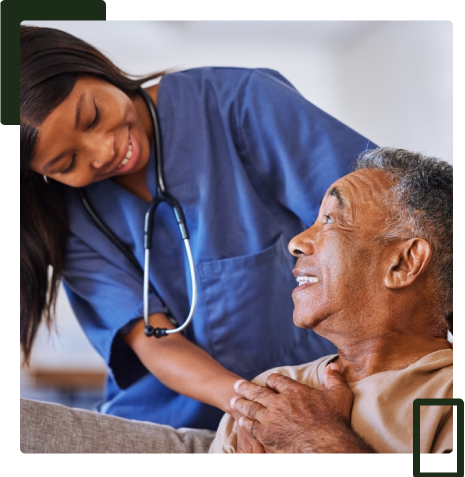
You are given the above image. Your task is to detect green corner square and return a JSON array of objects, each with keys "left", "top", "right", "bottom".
[
  {"left": 413, "top": 398, "right": 464, "bottom": 477},
  {"left": 0, "top": 0, "right": 106, "bottom": 124}
]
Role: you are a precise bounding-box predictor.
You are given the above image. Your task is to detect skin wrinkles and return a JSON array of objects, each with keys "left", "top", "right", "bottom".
[
  {"left": 29, "top": 75, "right": 159, "bottom": 202},
  {"left": 338, "top": 172, "right": 393, "bottom": 228}
]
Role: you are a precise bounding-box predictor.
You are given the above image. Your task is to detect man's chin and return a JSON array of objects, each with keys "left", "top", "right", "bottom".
[{"left": 292, "top": 311, "right": 320, "bottom": 330}]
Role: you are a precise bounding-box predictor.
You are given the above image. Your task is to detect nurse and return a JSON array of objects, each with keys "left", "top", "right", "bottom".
[{"left": 20, "top": 25, "right": 376, "bottom": 430}]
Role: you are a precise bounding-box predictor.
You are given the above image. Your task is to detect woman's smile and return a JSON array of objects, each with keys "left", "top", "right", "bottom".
[{"left": 110, "top": 129, "right": 141, "bottom": 175}]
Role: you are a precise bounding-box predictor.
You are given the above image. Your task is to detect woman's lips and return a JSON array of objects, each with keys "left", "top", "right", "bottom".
[{"left": 113, "top": 130, "right": 140, "bottom": 175}]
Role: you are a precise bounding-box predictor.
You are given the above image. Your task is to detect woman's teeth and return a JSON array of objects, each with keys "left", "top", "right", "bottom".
[
  {"left": 296, "top": 276, "right": 319, "bottom": 286},
  {"left": 117, "top": 140, "right": 133, "bottom": 168}
]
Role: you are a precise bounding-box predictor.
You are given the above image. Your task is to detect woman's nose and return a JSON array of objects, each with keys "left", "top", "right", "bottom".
[
  {"left": 288, "top": 228, "right": 315, "bottom": 257},
  {"left": 88, "top": 132, "right": 115, "bottom": 168}
]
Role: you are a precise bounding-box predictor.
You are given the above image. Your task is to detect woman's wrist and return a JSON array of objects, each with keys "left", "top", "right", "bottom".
[{"left": 220, "top": 375, "right": 244, "bottom": 418}]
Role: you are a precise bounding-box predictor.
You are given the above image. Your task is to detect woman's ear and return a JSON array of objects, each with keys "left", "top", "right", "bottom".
[{"left": 385, "top": 238, "right": 432, "bottom": 289}]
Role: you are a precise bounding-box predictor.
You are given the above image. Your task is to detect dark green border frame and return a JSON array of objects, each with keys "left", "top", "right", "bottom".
[
  {"left": 0, "top": 0, "right": 106, "bottom": 124},
  {"left": 413, "top": 398, "right": 464, "bottom": 477}
]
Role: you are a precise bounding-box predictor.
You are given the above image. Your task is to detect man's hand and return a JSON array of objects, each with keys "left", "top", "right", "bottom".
[
  {"left": 236, "top": 424, "right": 266, "bottom": 453},
  {"left": 231, "top": 363, "right": 374, "bottom": 453}
]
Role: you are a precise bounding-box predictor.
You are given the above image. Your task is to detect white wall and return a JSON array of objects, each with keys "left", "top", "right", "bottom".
[
  {"left": 21, "top": 21, "right": 452, "bottom": 370},
  {"left": 335, "top": 21, "right": 452, "bottom": 161}
]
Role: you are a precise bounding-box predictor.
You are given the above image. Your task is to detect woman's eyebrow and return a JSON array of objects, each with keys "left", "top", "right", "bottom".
[{"left": 74, "top": 93, "right": 85, "bottom": 129}]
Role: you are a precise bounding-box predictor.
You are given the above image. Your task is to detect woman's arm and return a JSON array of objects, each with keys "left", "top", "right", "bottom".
[{"left": 121, "top": 312, "right": 241, "bottom": 417}]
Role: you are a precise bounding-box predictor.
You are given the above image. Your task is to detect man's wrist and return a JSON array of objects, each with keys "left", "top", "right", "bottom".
[
  {"left": 297, "top": 420, "right": 376, "bottom": 453},
  {"left": 332, "top": 421, "right": 376, "bottom": 453}
]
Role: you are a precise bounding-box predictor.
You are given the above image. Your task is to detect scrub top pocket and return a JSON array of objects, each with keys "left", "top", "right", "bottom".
[{"left": 197, "top": 234, "right": 300, "bottom": 378}]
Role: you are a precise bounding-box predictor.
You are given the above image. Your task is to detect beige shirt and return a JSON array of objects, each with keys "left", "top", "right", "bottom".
[{"left": 210, "top": 349, "right": 453, "bottom": 453}]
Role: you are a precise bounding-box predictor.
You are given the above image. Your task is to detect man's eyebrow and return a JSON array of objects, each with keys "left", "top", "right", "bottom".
[
  {"left": 329, "top": 187, "right": 345, "bottom": 209},
  {"left": 74, "top": 93, "right": 85, "bottom": 129}
]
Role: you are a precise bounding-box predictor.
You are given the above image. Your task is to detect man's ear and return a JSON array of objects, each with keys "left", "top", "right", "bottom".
[{"left": 385, "top": 238, "right": 432, "bottom": 289}]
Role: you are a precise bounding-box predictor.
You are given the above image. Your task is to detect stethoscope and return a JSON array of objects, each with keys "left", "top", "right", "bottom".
[{"left": 77, "top": 87, "right": 197, "bottom": 339}]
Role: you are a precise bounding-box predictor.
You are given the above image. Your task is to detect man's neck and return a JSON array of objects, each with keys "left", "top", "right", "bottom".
[{"left": 333, "top": 333, "right": 451, "bottom": 383}]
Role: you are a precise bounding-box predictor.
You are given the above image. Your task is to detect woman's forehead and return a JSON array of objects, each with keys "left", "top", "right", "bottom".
[{"left": 35, "top": 78, "right": 102, "bottom": 144}]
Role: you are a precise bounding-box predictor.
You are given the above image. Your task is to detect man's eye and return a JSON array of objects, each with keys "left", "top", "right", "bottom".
[{"left": 323, "top": 215, "right": 334, "bottom": 224}]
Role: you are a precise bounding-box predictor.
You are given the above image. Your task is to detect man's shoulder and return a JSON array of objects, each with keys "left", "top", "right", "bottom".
[
  {"left": 252, "top": 354, "right": 338, "bottom": 388},
  {"left": 405, "top": 349, "right": 454, "bottom": 387},
  {"left": 410, "top": 348, "right": 453, "bottom": 377}
]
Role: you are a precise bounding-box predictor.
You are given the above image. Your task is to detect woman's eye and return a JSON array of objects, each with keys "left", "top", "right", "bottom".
[
  {"left": 88, "top": 101, "right": 100, "bottom": 129},
  {"left": 61, "top": 155, "right": 76, "bottom": 175},
  {"left": 323, "top": 214, "right": 334, "bottom": 224}
]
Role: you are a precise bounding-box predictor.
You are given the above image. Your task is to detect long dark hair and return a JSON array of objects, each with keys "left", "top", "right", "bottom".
[{"left": 20, "top": 25, "right": 165, "bottom": 363}]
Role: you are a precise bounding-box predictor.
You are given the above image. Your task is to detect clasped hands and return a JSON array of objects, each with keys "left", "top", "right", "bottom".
[{"left": 230, "top": 363, "right": 373, "bottom": 453}]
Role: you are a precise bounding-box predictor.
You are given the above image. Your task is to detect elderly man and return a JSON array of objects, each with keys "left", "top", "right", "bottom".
[
  {"left": 21, "top": 147, "right": 452, "bottom": 454},
  {"left": 210, "top": 147, "right": 453, "bottom": 453}
]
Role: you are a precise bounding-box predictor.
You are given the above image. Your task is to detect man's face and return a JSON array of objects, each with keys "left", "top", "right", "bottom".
[{"left": 288, "top": 169, "right": 395, "bottom": 336}]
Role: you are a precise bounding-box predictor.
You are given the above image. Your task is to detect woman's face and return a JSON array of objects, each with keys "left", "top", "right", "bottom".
[{"left": 29, "top": 76, "right": 151, "bottom": 188}]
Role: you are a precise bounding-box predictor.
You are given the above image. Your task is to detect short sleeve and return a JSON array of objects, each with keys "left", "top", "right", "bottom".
[
  {"left": 62, "top": 230, "right": 166, "bottom": 389},
  {"left": 237, "top": 69, "right": 377, "bottom": 227}
]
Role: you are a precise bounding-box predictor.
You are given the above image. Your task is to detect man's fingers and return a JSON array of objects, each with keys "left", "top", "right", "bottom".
[
  {"left": 234, "top": 379, "right": 276, "bottom": 403},
  {"left": 265, "top": 373, "right": 305, "bottom": 394},
  {"left": 238, "top": 416, "right": 260, "bottom": 440},
  {"left": 236, "top": 424, "right": 266, "bottom": 454},
  {"left": 252, "top": 439, "right": 266, "bottom": 453},
  {"left": 231, "top": 396, "right": 265, "bottom": 421},
  {"left": 323, "top": 363, "right": 351, "bottom": 391}
]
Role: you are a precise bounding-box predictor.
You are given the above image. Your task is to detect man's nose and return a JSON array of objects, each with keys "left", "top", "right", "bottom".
[{"left": 288, "top": 228, "right": 316, "bottom": 257}]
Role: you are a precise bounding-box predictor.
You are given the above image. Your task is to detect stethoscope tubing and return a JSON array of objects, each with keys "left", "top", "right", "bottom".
[
  {"left": 78, "top": 86, "right": 197, "bottom": 339},
  {"left": 143, "top": 238, "right": 197, "bottom": 335},
  {"left": 139, "top": 87, "right": 198, "bottom": 337}
]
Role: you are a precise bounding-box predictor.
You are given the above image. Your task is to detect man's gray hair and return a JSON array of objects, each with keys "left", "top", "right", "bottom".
[{"left": 353, "top": 148, "right": 452, "bottom": 326}]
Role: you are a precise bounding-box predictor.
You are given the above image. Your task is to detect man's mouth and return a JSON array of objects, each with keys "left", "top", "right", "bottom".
[{"left": 296, "top": 276, "right": 319, "bottom": 286}]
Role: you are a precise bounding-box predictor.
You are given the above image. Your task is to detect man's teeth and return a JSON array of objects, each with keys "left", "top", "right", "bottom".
[
  {"left": 296, "top": 276, "right": 319, "bottom": 286},
  {"left": 117, "top": 140, "right": 133, "bottom": 168}
]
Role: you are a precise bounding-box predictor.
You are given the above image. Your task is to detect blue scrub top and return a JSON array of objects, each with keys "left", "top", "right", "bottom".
[{"left": 62, "top": 67, "right": 376, "bottom": 430}]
